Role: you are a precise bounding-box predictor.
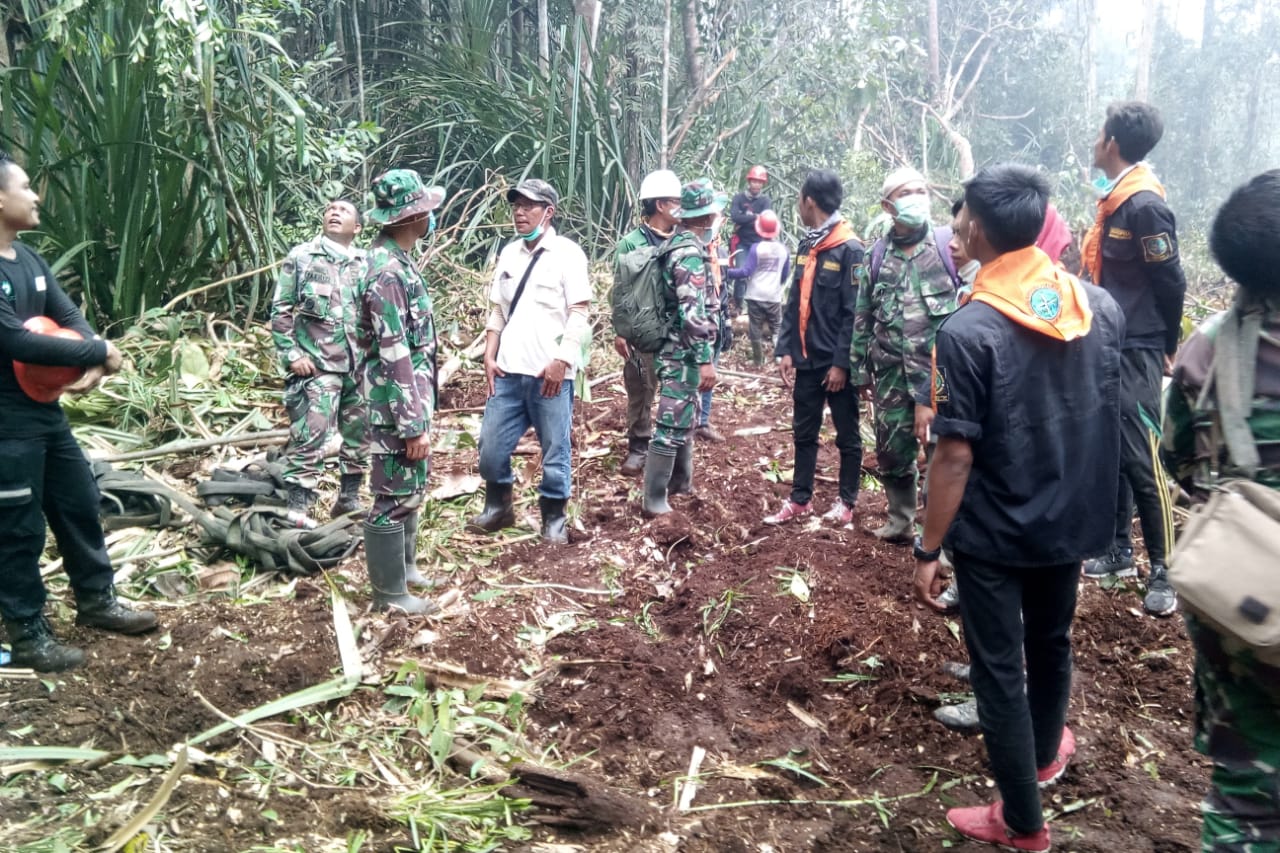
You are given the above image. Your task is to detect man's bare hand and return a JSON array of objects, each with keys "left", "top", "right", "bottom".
[
  {"left": 778, "top": 354, "right": 795, "bottom": 389},
  {"left": 859, "top": 384, "right": 874, "bottom": 403},
  {"left": 103, "top": 342, "right": 124, "bottom": 374},
  {"left": 484, "top": 356, "right": 506, "bottom": 398},
  {"left": 405, "top": 432, "right": 431, "bottom": 461},
  {"left": 539, "top": 359, "right": 569, "bottom": 398},
  {"left": 823, "top": 365, "right": 848, "bottom": 393},
  {"left": 698, "top": 362, "right": 717, "bottom": 393},
  {"left": 289, "top": 355, "right": 316, "bottom": 377},
  {"left": 64, "top": 365, "right": 105, "bottom": 395},
  {"left": 913, "top": 558, "right": 947, "bottom": 613},
  {"left": 914, "top": 404, "right": 935, "bottom": 447},
  {"left": 614, "top": 336, "right": 632, "bottom": 359}
]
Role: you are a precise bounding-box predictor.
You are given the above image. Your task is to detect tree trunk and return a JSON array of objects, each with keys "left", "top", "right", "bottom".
[
  {"left": 926, "top": 0, "right": 940, "bottom": 95},
  {"left": 537, "top": 0, "right": 550, "bottom": 75},
  {"left": 1133, "top": 0, "right": 1156, "bottom": 101},
  {"left": 574, "top": 0, "right": 601, "bottom": 78},
  {"left": 1083, "top": 0, "right": 1097, "bottom": 117},
  {"left": 681, "top": 0, "right": 704, "bottom": 92},
  {"left": 660, "top": 0, "right": 672, "bottom": 167}
]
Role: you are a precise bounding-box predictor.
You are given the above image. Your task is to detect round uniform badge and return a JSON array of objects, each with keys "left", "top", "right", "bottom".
[{"left": 1029, "top": 287, "right": 1061, "bottom": 321}]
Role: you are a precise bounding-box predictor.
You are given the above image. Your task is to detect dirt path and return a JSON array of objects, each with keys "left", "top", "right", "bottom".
[{"left": 2, "top": 350, "right": 1207, "bottom": 852}]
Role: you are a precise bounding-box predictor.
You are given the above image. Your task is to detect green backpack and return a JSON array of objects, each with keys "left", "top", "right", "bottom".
[{"left": 611, "top": 239, "right": 678, "bottom": 353}]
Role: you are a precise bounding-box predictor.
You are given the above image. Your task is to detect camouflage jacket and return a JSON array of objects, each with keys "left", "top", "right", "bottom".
[
  {"left": 660, "top": 228, "right": 720, "bottom": 365},
  {"left": 1163, "top": 303, "right": 1280, "bottom": 493},
  {"left": 354, "top": 234, "right": 437, "bottom": 439},
  {"left": 849, "top": 229, "right": 959, "bottom": 404},
  {"left": 270, "top": 235, "right": 365, "bottom": 374}
]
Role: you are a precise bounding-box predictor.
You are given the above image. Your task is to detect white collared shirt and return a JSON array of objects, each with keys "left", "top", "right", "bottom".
[{"left": 487, "top": 227, "right": 592, "bottom": 377}]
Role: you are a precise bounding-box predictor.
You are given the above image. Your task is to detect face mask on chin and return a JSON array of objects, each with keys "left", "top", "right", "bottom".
[
  {"left": 1091, "top": 174, "right": 1118, "bottom": 198},
  {"left": 891, "top": 193, "right": 931, "bottom": 229},
  {"left": 519, "top": 210, "right": 548, "bottom": 242}
]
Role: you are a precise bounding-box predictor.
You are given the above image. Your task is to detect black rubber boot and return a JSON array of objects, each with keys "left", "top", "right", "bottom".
[
  {"left": 642, "top": 448, "right": 677, "bottom": 517},
  {"left": 750, "top": 340, "right": 763, "bottom": 366},
  {"left": 620, "top": 439, "right": 648, "bottom": 477},
  {"left": 331, "top": 472, "right": 364, "bottom": 519},
  {"left": 364, "top": 522, "right": 438, "bottom": 615},
  {"left": 287, "top": 483, "right": 315, "bottom": 514},
  {"left": 466, "top": 482, "right": 516, "bottom": 533},
  {"left": 4, "top": 614, "right": 85, "bottom": 672},
  {"left": 75, "top": 586, "right": 158, "bottom": 634},
  {"left": 669, "top": 439, "right": 695, "bottom": 496},
  {"left": 539, "top": 497, "right": 569, "bottom": 544},
  {"left": 403, "top": 511, "right": 430, "bottom": 588}
]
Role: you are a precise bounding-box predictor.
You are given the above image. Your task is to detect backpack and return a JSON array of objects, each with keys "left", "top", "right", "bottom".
[
  {"left": 868, "top": 225, "right": 960, "bottom": 289},
  {"left": 1168, "top": 304, "right": 1280, "bottom": 665},
  {"left": 611, "top": 238, "right": 679, "bottom": 353}
]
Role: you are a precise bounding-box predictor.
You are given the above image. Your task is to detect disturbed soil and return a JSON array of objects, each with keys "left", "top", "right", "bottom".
[{"left": 2, "top": 340, "right": 1208, "bottom": 852}]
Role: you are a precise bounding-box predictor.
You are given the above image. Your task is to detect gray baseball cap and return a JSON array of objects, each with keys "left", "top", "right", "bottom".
[{"left": 506, "top": 178, "right": 559, "bottom": 207}]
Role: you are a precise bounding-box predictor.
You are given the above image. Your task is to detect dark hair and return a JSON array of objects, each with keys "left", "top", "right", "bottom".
[
  {"left": 641, "top": 198, "right": 660, "bottom": 219},
  {"left": 951, "top": 197, "right": 964, "bottom": 218},
  {"left": 1103, "top": 101, "right": 1164, "bottom": 163},
  {"left": 1210, "top": 169, "right": 1280, "bottom": 299},
  {"left": 800, "top": 169, "right": 843, "bottom": 215},
  {"left": 962, "top": 164, "right": 1049, "bottom": 254},
  {"left": 329, "top": 198, "right": 364, "bottom": 226},
  {"left": 0, "top": 151, "right": 16, "bottom": 191}
]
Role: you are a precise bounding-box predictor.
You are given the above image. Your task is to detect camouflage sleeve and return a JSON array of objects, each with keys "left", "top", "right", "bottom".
[
  {"left": 672, "top": 249, "right": 718, "bottom": 364},
  {"left": 367, "top": 265, "right": 430, "bottom": 438},
  {"left": 1161, "top": 376, "right": 1200, "bottom": 490},
  {"left": 848, "top": 263, "right": 872, "bottom": 385},
  {"left": 270, "top": 247, "right": 306, "bottom": 370}
]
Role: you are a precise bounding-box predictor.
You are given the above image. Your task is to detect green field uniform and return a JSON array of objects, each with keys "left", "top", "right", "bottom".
[{"left": 652, "top": 229, "right": 719, "bottom": 454}]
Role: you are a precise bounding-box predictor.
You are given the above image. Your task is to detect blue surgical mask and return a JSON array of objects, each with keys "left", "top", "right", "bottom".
[
  {"left": 1091, "top": 174, "right": 1117, "bottom": 198},
  {"left": 428, "top": 211, "right": 437, "bottom": 235},
  {"left": 892, "top": 194, "right": 931, "bottom": 228},
  {"left": 520, "top": 210, "right": 548, "bottom": 242}
]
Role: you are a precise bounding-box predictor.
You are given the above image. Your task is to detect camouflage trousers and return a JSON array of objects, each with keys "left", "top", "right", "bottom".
[
  {"left": 870, "top": 364, "right": 919, "bottom": 481},
  {"left": 282, "top": 371, "right": 368, "bottom": 489},
  {"left": 365, "top": 428, "right": 427, "bottom": 527},
  {"left": 652, "top": 355, "right": 702, "bottom": 454},
  {"left": 1186, "top": 614, "right": 1280, "bottom": 852}
]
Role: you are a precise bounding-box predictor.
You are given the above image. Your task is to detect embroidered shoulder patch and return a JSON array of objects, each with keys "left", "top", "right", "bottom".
[
  {"left": 797, "top": 254, "right": 809, "bottom": 266},
  {"left": 932, "top": 365, "right": 949, "bottom": 406},
  {"left": 1107, "top": 226, "right": 1132, "bottom": 240},
  {"left": 1142, "top": 232, "right": 1176, "bottom": 263}
]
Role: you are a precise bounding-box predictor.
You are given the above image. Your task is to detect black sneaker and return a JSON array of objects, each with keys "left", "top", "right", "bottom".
[
  {"left": 1143, "top": 563, "right": 1178, "bottom": 617},
  {"left": 1082, "top": 545, "right": 1136, "bottom": 579}
]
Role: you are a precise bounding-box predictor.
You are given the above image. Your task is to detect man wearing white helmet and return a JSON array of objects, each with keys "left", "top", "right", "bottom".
[{"left": 612, "top": 169, "right": 682, "bottom": 476}]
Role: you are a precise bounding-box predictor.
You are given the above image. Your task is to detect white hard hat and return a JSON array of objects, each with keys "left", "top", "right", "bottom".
[{"left": 639, "top": 169, "right": 682, "bottom": 201}]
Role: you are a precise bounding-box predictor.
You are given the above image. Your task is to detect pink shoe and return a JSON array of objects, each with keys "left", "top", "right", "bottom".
[
  {"left": 821, "top": 498, "right": 854, "bottom": 524},
  {"left": 764, "top": 500, "right": 811, "bottom": 525},
  {"left": 947, "top": 801, "right": 1050, "bottom": 852},
  {"left": 1036, "top": 726, "right": 1076, "bottom": 787}
]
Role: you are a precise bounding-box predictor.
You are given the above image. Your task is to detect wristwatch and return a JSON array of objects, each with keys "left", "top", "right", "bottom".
[{"left": 913, "top": 534, "right": 942, "bottom": 562}]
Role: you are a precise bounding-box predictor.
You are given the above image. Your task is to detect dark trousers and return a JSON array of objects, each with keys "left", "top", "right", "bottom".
[
  {"left": 623, "top": 350, "right": 657, "bottom": 449},
  {"left": 0, "top": 429, "right": 114, "bottom": 621},
  {"left": 1114, "top": 347, "right": 1175, "bottom": 563},
  {"left": 790, "top": 367, "right": 862, "bottom": 505},
  {"left": 954, "top": 551, "right": 1080, "bottom": 835}
]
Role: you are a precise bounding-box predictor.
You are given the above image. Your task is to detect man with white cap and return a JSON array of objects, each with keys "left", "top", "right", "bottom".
[
  {"left": 612, "top": 169, "right": 682, "bottom": 476},
  {"left": 850, "top": 166, "right": 960, "bottom": 543},
  {"left": 468, "top": 179, "right": 592, "bottom": 544}
]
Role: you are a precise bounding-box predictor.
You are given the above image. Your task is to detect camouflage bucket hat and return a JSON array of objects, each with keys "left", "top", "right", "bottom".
[
  {"left": 367, "top": 169, "right": 446, "bottom": 225},
  {"left": 677, "top": 178, "right": 728, "bottom": 219}
]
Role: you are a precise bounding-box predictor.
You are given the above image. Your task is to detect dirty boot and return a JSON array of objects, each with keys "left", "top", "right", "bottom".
[
  {"left": 286, "top": 483, "right": 315, "bottom": 515},
  {"left": 539, "top": 496, "right": 569, "bottom": 544},
  {"left": 620, "top": 439, "right": 648, "bottom": 477},
  {"left": 4, "top": 614, "right": 85, "bottom": 672},
  {"left": 364, "top": 521, "right": 438, "bottom": 615},
  {"left": 934, "top": 699, "right": 981, "bottom": 733},
  {"left": 331, "top": 472, "right": 364, "bottom": 519},
  {"left": 403, "top": 511, "right": 430, "bottom": 588},
  {"left": 75, "top": 586, "right": 158, "bottom": 634},
  {"left": 466, "top": 482, "right": 515, "bottom": 533},
  {"left": 642, "top": 448, "right": 677, "bottom": 517},
  {"left": 669, "top": 439, "right": 695, "bottom": 495},
  {"left": 872, "top": 476, "right": 916, "bottom": 543},
  {"left": 750, "top": 340, "right": 763, "bottom": 366}
]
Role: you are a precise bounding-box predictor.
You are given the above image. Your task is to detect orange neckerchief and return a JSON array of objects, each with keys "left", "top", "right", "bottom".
[
  {"left": 968, "top": 246, "right": 1093, "bottom": 341},
  {"left": 798, "top": 221, "right": 856, "bottom": 358},
  {"left": 1080, "top": 163, "right": 1166, "bottom": 282}
]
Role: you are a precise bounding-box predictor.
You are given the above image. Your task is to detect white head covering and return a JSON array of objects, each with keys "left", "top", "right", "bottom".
[{"left": 881, "top": 167, "right": 927, "bottom": 200}]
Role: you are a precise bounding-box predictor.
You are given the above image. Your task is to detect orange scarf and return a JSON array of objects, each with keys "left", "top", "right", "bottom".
[
  {"left": 969, "top": 246, "right": 1093, "bottom": 341},
  {"left": 1080, "top": 164, "right": 1166, "bottom": 283},
  {"left": 798, "top": 221, "right": 856, "bottom": 358}
]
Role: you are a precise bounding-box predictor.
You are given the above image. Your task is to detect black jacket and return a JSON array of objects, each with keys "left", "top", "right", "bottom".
[
  {"left": 1095, "top": 190, "right": 1186, "bottom": 354},
  {"left": 729, "top": 192, "right": 772, "bottom": 252},
  {"left": 776, "top": 231, "right": 863, "bottom": 372}
]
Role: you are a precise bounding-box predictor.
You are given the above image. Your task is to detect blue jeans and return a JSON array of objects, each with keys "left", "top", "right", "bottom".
[{"left": 477, "top": 374, "right": 574, "bottom": 499}]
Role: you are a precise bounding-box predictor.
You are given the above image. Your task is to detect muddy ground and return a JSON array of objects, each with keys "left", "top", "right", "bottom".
[{"left": 2, "top": 342, "right": 1208, "bottom": 852}]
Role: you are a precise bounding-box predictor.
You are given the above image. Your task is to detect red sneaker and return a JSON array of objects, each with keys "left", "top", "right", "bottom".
[
  {"left": 1036, "top": 726, "right": 1076, "bottom": 787},
  {"left": 821, "top": 498, "right": 854, "bottom": 524},
  {"left": 947, "top": 801, "right": 1050, "bottom": 853},
  {"left": 763, "top": 500, "right": 811, "bottom": 525}
]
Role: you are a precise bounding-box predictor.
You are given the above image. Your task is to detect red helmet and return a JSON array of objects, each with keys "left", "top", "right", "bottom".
[
  {"left": 746, "top": 165, "right": 768, "bottom": 183},
  {"left": 755, "top": 209, "right": 780, "bottom": 239},
  {"left": 14, "top": 316, "right": 86, "bottom": 403}
]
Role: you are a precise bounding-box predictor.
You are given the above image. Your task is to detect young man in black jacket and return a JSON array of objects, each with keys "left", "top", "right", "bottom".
[
  {"left": 766, "top": 169, "right": 864, "bottom": 526},
  {"left": 1078, "top": 101, "right": 1186, "bottom": 617},
  {"left": 0, "top": 153, "right": 157, "bottom": 672}
]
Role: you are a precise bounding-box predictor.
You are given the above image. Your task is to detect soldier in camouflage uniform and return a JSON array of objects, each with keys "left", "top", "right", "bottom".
[
  {"left": 850, "top": 167, "right": 959, "bottom": 542},
  {"left": 1162, "top": 171, "right": 1280, "bottom": 852},
  {"left": 271, "top": 199, "right": 368, "bottom": 518},
  {"left": 354, "top": 169, "right": 446, "bottom": 614},
  {"left": 642, "top": 178, "right": 723, "bottom": 516}
]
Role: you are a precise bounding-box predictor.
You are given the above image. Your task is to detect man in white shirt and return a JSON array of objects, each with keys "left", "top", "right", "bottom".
[{"left": 467, "top": 179, "right": 592, "bottom": 544}]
